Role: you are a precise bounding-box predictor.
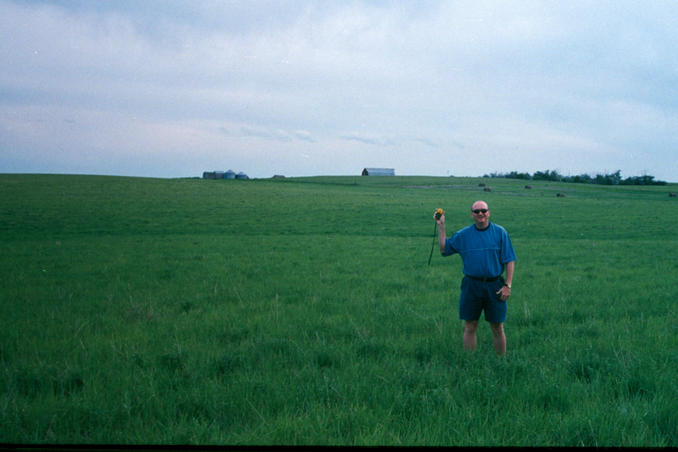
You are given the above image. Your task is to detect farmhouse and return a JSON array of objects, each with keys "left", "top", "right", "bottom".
[{"left": 362, "top": 168, "right": 395, "bottom": 176}]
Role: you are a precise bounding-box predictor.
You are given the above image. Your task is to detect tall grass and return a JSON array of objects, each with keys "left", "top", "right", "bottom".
[{"left": 1, "top": 174, "right": 677, "bottom": 446}]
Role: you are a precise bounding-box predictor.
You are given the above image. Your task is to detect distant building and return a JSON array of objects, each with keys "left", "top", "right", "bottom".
[
  {"left": 236, "top": 172, "right": 249, "bottom": 180},
  {"left": 203, "top": 170, "right": 239, "bottom": 179},
  {"left": 362, "top": 168, "right": 395, "bottom": 176}
]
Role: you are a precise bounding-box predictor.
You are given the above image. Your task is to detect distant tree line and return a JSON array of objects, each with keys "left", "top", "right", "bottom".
[{"left": 484, "top": 169, "right": 667, "bottom": 186}]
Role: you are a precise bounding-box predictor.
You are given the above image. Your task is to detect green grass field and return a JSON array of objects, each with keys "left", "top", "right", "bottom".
[{"left": 1, "top": 174, "right": 677, "bottom": 446}]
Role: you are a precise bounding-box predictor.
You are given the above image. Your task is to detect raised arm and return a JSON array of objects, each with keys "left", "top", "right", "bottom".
[{"left": 437, "top": 214, "right": 447, "bottom": 254}]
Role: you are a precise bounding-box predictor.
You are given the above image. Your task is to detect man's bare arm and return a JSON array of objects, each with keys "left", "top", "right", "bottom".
[
  {"left": 437, "top": 215, "right": 446, "bottom": 254},
  {"left": 504, "top": 260, "right": 514, "bottom": 287}
]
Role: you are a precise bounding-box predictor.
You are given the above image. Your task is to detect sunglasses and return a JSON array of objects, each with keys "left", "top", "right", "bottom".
[{"left": 472, "top": 209, "right": 488, "bottom": 214}]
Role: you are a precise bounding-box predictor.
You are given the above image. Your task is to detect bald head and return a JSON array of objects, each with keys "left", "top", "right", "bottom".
[{"left": 472, "top": 200, "right": 488, "bottom": 211}]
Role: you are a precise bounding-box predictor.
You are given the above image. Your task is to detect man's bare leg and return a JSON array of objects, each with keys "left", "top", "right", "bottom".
[
  {"left": 490, "top": 322, "right": 506, "bottom": 356},
  {"left": 463, "top": 320, "right": 478, "bottom": 352}
]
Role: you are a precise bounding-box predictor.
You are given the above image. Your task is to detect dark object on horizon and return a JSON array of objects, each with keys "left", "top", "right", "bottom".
[
  {"left": 362, "top": 168, "right": 395, "bottom": 176},
  {"left": 203, "top": 169, "right": 240, "bottom": 179}
]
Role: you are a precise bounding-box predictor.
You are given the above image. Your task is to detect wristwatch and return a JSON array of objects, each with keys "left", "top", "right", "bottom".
[{"left": 504, "top": 283, "right": 512, "bottom": 289}]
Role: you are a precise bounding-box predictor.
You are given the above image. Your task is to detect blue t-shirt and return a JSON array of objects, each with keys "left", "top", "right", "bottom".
[{"left": 443, "top": 222, "right": 516, "bottom": 278}]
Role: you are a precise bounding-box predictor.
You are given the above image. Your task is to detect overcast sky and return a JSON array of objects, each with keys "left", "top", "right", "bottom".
[{"left": 1, "top": 0, "right": 677, "bottom": 180}]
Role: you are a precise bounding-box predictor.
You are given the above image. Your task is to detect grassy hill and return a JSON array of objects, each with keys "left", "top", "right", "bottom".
[{"left": 1, "top": 174, "right": 677, "bottom": 446}]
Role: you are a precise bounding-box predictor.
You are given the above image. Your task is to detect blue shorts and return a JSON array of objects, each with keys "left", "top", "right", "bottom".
[{"left": 459, "top": 276, "right": 507, "bottom": 324}]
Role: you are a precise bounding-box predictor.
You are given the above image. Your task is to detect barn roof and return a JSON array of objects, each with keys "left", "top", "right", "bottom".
[{"left": 362, "top": 168, "right": 395, "bottom": 176}]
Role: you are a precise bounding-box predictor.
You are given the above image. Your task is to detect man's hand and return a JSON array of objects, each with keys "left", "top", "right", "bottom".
[
  {"left": 496, "top": 285, "right": 511, "bottom": 302},
  {"left": 434, "top": 208, "right": 445, "bottom": 225}
]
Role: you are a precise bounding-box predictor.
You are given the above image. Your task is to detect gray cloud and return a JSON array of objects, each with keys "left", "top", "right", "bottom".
[{"left": 340, "top": 134, "right": 395, "bottom": 147}]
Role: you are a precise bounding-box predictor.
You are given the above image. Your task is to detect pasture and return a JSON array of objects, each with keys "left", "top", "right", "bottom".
[{"left": 1, "top": 173, "right": 677, "bottom": 446}]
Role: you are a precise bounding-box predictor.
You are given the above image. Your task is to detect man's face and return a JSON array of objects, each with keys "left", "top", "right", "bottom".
[{"left": 471, "top": 201, "right": 490, "bottom": 229}]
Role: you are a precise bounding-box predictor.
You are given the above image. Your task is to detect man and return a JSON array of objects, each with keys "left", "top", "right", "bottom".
[{"left": 436, "top": 200, "right": 516, "bottom": 355}]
